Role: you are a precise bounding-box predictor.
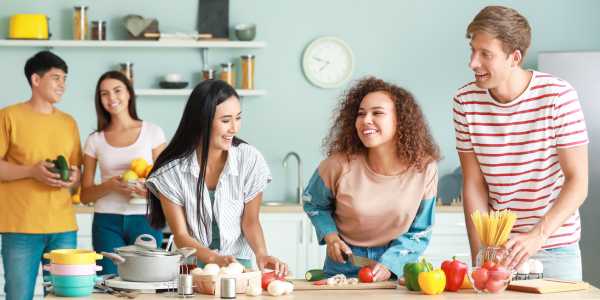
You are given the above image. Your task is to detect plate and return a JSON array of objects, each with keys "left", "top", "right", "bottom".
[{"left": 159, "top": 81, "right": 188, "bottom": 89}]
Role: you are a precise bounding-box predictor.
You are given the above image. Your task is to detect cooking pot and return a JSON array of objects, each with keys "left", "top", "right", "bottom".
[
  {"left": 9, "top": 14, "right": 51, "bottom": 40},
  {"left": 102, "top": 234, "right": 196, "bottom": 282}
]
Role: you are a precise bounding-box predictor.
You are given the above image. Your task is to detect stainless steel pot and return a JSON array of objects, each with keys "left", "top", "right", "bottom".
[{"left": 102, "top": 234, "right": 196, "bottom": 282}]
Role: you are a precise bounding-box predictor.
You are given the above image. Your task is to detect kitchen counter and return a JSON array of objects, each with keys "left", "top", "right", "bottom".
[
  {"left": 73, "top": 204, "right": 464, "bottom": 214},
  {"left": 45, "top": 286, "right": 600, "bottom": 300}
]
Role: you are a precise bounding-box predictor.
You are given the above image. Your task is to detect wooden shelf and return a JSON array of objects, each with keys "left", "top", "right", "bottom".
[
  {"left": 0, "top": 39, "right": 266, "bottom": 48},
  {"left": 136, "top": 89, "right": 266, "bottom": 97}
]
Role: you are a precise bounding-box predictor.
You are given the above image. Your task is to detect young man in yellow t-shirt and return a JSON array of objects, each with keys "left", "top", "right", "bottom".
[{"left": 0, "top": 51, "right": 82, "bottom": 300}]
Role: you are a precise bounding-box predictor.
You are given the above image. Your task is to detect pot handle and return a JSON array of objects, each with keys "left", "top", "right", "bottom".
[
  {"left": 101, "top": 252, "right": 126, "bottom": 264},
  {"left": 43, "top": 253, "right": 51, "bottom": 259}
]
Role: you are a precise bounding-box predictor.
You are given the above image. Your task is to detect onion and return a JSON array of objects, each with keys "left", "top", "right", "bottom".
[
  {"left": 282, "top": 281, "right": 294, "bottom": 294},
  {"left": 267, "top": 280, "right": 286, "bottom": 296}
]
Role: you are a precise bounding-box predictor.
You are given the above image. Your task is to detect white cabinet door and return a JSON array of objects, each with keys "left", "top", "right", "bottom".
[
  {"left": 259, "top": 213, "right": 306, "bottom": 279},
  {"left": 76, "top": 213, "right": 94, "bottom": 249},
  {"left": 305, "top": 217, "right": 327, "bottom": 272},
  {"left": 424, "top": 212, "right": 471, "bottom": 267}
]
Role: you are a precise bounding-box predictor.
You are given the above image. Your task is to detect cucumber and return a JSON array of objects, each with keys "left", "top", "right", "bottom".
[{"left": 305, "top": 269, "right": 326, "bottom": 281}]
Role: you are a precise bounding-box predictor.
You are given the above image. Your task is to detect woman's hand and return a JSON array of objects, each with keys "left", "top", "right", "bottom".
[
  {"left": 209, "top": 254, "right": 238, "bottom": 267},
  {"left": 106, "top": 176, "right": 132, "bottom": 197},
  {"left": 257, "top": 255, "right": 288, "bottom": 277},
  {"left": 130, "top": 181, "right": 148, "bottom": 198},
  {"left": 324, "top": 233, "right": 352, "bottom": 263},
  {"left": 371, "top": 263, "right": 392, "bottom": 282}
]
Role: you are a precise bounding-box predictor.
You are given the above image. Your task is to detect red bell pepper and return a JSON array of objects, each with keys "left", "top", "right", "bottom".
[{"left": 441, "top": 256, "right": 468, "bottom": 292}]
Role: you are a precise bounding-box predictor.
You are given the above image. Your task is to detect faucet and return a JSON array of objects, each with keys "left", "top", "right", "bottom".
[{"left": 282, "top": 151, "right": 303, "bottom": 205}]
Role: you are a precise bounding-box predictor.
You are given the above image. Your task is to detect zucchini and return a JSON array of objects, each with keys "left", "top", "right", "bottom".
[
  {"left": 55, "top": 155, "right": 70, "bottom": 181},
  {"left": 305, "top": 269, "right": 326, "bottom": 281}
]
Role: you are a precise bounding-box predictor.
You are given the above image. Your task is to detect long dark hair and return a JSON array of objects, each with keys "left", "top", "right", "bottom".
[
  {"left": 147, "top": 80, "right": 244, "bottom": 239},
  {"left": 94, "top": 71, "right": 140, "bottom": 132}
]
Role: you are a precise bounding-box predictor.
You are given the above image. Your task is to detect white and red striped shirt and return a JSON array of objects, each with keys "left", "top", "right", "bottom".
[{"left": 453, "top": 71, "right": 589, "bottom": 249}]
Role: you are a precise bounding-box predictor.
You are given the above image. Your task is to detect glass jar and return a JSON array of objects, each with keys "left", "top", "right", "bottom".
[
  {"left": 91, "top": 20, "right": 106, "bottom": 41},
  {"left": 240, "top": 54, "right": 255, "bottom": 89},
  {"left": 469, "top": 246, "right": 512, "bottom": 293},
  {"left": 219, "top": 62, "right": 235, "bottom": 87},
  {"left": 73, "top": 6, "right": 89, "bottom": 40},
  {"left": 119, "top": 62, "right": 134, "bottom": 84},
  {"left": 202, "top": 69, "right": 215, "bottom": 81}
]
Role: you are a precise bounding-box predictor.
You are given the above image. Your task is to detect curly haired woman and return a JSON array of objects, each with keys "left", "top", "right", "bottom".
[{"left": 303, "top": 77, "right": 440, "bottom": 281}]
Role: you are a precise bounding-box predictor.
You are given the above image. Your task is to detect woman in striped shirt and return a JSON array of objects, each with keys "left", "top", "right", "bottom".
[
  {"left": 304, "top": 77, "right": 440, "bottom": 280},
  {"left": 146, "top": 80, "right": 287, "bottom": 276}
]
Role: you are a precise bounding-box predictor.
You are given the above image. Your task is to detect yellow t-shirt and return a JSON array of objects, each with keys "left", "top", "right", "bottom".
[{"left": 0, "top": 102, "right": 82, "bottom": 233}]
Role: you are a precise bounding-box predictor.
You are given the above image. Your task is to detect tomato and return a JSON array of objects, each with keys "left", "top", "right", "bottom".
[
  {"left": 471, "top": 267, "right": 489, "bottom": 290},
  {"left": 488, "top": 266, "right": 511, "bottom": 281},
  {"left": 358, "top": 267, "right": 374, "bottom": 283},
  {"left": 261, "top": 271, "right": 283, "bottom": 290},
  {"left": 482, "top": 260, "right": 496, "bottom": 270},
  {"left": 485, "top": 279, "right": 506, "bottom": 293}
]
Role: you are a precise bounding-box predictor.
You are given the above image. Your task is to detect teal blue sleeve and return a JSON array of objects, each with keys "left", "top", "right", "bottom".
[
  {"left": 303, "top": 169, "right": 338, "bottom": 245},
  {"left": 378, "top": 197, "right": 436, "bottom": 277}
]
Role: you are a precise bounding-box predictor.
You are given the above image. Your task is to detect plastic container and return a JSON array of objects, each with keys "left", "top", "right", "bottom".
[
  {"left": 43, "top": 249, "right": 102, "bottom": 265},
  {"left": 469, "top": 246, "right": 512, "bottom": 293}
]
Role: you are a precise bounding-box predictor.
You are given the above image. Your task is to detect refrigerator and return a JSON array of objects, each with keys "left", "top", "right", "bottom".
[{"left": 539, "top": 52, "right": 599, "bottom": 285}]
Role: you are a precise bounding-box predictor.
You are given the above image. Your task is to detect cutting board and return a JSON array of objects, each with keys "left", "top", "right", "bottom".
[
  {"left": 508, "top": 279, "right": 590, "bottom": 294},
  {"left": 291, "top": 279, "right": 397, "bottom": 290}
]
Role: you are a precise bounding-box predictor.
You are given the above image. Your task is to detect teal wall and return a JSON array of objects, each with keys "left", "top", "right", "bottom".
[{"left": 2, "top": 0, "right": 600, "bottom": 203}]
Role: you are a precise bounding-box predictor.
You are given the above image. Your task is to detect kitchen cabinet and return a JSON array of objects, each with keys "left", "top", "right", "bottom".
[{"left": 0, "top": 39, "right": 267, "bottom": 97}]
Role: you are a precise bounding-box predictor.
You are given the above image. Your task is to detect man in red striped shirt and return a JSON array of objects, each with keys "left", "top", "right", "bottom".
[{"left": 455, "top": 6, "right": 589, "bottom": 280}]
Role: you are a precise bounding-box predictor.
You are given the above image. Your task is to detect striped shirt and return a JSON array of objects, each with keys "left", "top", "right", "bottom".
[
  {"left": 453, "top": 71, "right": 589, "bottom": 249},
  {"left": 146, "top": 143, "right": 272, "bottom": 259}
]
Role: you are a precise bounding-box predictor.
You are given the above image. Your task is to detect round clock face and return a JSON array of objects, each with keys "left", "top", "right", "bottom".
[{"left": 302, "top": 37, "right": 354, "bottom": 88}]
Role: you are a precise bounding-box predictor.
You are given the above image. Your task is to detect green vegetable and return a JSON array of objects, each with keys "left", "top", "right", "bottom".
[
  {"left": 305, "top": 269, "right": 326, "bottom": 281},
  {"left": 46, "top": 155, "right": 70, "bottom": 181},
  {"left": 403, "top": 258, "right": 433, "bottom": 292}
]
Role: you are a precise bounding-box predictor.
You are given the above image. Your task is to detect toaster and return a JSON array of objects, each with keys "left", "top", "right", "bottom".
[{"left": 9, "top": 14, "right": 50, "bottom": 40}]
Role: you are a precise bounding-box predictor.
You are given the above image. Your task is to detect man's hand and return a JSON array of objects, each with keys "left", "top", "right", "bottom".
[
  {"left": 324, "top": 233, "right": 352, "bottom": 263},
  {"left": 59, "top": 166, "right": 80, "bottom": 188},
  {"left": 503, "top": 225, "right": 547, "bottom": 270},
  {"left": 30, "top": 161, "right": 63, "bottom": 187}
]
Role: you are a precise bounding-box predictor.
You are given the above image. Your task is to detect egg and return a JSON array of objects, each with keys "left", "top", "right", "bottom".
[
  {"left": 282, "top": 281, "right": 294, "bottom": 295},
  {"left": 516, "top": 261, "right": 530, "bottom": 274},
  {"left": 203, "top": 263, "right": 220, "bottom": 275},
  {"left": 528, "top": 259, "right": 544, "bottom": 274}
]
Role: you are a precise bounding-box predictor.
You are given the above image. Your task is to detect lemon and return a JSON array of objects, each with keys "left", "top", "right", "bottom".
[
  {"left": 122, "top": 170, "right": 139, "bottom": 182},
  {"left": 130, "top": 158, "right": 148, "bottom": 177},
  {"left": 143, "top": 164, "right": 153, "bottom": 178}
]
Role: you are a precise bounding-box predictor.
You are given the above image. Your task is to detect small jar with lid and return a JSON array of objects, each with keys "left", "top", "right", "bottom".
[
  {"left": 240, "top": 55, "right": 255, "bottom": 90},
  {"left": 219, "top": 62, "right": 236, "bottom": 87},
  {"left": 73, "top": 6, "right": 89, "bottom": 40},
  {"left": 91, "top": 20, "right": 106, "bottom": 41}
]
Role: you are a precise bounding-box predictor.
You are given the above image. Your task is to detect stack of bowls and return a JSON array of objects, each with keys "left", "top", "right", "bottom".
[{"left": 43, "top": 249, "right": 103, "bottom": 297}]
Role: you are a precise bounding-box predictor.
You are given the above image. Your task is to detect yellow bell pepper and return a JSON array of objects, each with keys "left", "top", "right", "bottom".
[
  {"left": 460, "top": 273, "right": 473, "bottom": 289},
  {"left": 417, "top": 261, "right": 446, "bottom": 295}
]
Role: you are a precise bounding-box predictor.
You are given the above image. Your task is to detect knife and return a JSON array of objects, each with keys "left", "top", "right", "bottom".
[{"left": 342, "top": 253, "right": 378, "bottom": 267}]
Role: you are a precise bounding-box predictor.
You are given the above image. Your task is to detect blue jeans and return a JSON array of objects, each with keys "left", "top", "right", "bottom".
[
  {"left": 323, "top": 243, "right": 388, "bottom": 278},
  {"left": 92, "top": 213, "right": 163, "bottom": 275},
  {"left": 530, "top": 244, "right": 582, "bottom": 281},
  {"left": 1, "top": 231, "right": 77, "bottom": 300}
]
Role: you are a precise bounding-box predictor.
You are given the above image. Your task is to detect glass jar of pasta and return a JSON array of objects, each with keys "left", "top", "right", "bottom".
[{"left": 73, "top": 6, "right": 89, "bottom": 40}]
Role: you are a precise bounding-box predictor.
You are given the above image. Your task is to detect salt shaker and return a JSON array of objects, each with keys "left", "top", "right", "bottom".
[
  {"left": 220, "top": 277, "right": 236, "bottom": 299},
  {"left": 177, "top": 274, "right": 194, "bottom": 296}
]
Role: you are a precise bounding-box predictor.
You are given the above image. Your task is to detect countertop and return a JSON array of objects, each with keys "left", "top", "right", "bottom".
[
  {"left": 45, "top": 286, "right": 600, "bottom": 300},
  {"left": 73, "top": 204, "right": 464, "bottom": 214}
]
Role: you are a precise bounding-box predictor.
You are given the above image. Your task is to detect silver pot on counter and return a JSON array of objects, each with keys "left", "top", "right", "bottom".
[{"left": 102, "top": 234, "right": 196, "bottom": 282}]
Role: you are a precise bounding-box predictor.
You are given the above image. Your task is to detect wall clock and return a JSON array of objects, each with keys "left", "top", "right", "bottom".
[{"left": 302, "top": 36, "right": 354, "bottom": 88}]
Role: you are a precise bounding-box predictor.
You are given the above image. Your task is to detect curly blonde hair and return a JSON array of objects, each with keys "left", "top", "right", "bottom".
[{"left": 324, "top": 77, "right": 440, "bottom": 171}]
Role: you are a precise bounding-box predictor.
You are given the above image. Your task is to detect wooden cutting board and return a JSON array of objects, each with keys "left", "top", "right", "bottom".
[
  {"left": 291, "top": 279, "right": 397, "bottom": 290},
  {"left": 508, "top": 279, "right": 590, "bottom": 294}
]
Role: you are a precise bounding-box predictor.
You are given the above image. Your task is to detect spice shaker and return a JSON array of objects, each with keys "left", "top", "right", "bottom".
[
  {"left": 177, "top": 274, "right": 194, "bottom": 296},
  {"left": 220, "top": 277, "right": 236, "bottom": 299}
]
